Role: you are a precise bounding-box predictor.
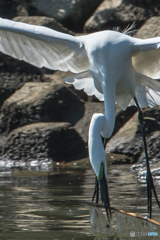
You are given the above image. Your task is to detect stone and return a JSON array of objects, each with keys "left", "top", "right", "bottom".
[
  {"left": 0, "top": 52, "right": 47, "bottom": 108},
  {"left": 84, "top": 0, "right": 160, "bottom": 33},
  {"left": 135, "top": 16, "right": 160, "bottom": 39},
  {"left": 0, "top": 82, "right": 84, "bottom": 133},
  {"left": 2, "top": 122, "right": 88, "bottom": 162},
  {"left": 107, "top": 112, "right": 139, "bottom": 160},
  {"left": 107, "top": 106, "right": 160, "bottom": 164},
  {"left": 29, "top": 0, "right": 103, "bottom": 31}
]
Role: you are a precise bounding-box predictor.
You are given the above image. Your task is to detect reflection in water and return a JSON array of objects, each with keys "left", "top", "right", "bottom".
[
  {"left": 89, "top": 205, "right": 160, "bottom": 240},
  {"left": 0, "top": 161, "right": 160, "bottom": 240}
]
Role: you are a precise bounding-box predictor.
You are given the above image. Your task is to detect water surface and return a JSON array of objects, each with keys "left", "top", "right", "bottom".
[{"left": 0, "top": 159, "right": 160, "bottom": 240}]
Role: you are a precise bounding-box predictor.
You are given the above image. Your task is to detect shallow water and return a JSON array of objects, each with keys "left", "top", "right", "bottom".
[{"left": 0, "top": 159, "right": 160, "bottom": 240}]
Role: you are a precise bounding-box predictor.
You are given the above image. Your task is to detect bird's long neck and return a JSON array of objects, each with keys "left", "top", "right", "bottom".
[
  {"left": 102, "top": 80, "right": 116, "bottom": 138},
  {"left": 88, "top": 113, "right": 107, "bottom": 178},
  {"left": 88, "top": 80, "right": 116, "bottom": 177}
]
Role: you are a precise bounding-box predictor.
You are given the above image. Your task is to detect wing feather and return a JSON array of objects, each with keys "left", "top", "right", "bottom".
[
  {"left": 132, "top": 72, "right": 160, "bottom": 108},
  {"left": 0, "top": 18, "right": 89, "bottom": 73},
  {"left": 65, "top": 71, "right": 104, "bottom": 101},
  {"left": 132, "top": 37, "right": 160, "bottom": 79}
]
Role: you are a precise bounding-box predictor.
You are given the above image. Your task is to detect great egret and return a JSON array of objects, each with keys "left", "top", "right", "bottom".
[{"left": 0, "top": 17, "right": 160, "bottom": 219}]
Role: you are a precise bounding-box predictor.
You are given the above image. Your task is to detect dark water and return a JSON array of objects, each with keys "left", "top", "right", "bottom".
[{"left": 0, "top": 159, "right": 160, "bottom": 240}]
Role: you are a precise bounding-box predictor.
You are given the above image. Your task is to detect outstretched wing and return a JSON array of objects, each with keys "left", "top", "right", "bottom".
[
  {"left": 0, "top": 18, "right": 89, "bottom": 73},
  {"left": 132, "top": 37, "right": 160, "bottom": 79},
  {"left": 0, "top": 18, "right": 104, "bottom": 101},
  {"left": 129, "top": 37, "right": 160, "bottom": 109}
]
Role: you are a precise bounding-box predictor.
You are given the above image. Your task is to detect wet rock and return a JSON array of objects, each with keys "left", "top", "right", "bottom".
[
  {"left": 2, "top": 122, "right": 88, "bottom": 162},
  {"left": 0, "top": 82, "right": 84, "bottom": 133},
  {"left": 84, "top": 0, "right": 160, "bottom": 33},
  {"left": 29, "top": 0, "right": 103, "bottom": 32}
]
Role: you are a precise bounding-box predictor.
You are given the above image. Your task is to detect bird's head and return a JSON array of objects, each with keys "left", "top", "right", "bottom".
[{"left": 98, "top": 161, "right": 105, "bottom": 180}]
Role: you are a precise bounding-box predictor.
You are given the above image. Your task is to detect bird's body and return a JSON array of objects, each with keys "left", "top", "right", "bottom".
[{"left": 0, "top": 17, "right": 160, "bottom": 219}]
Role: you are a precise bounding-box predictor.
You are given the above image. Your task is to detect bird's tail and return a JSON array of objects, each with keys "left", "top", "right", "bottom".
[{"left": 129, "top": 73, "right": 160, "bottom": 108}]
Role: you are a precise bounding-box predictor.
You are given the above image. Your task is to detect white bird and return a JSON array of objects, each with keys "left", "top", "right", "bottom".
[{"left": 0, "top": 17, "right": 160, "bottom": 219}]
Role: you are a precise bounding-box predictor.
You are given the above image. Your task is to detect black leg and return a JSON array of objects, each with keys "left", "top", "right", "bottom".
[
  {"left": 133, "top": 97, "right": 160, "bottom": 218},
  {"left": 99, "top": 165, "right": 111, "bottom": 221},
  {"left": 103, "top": 138, "right": 107, "bottom": 150},
  {"left": 92, "top": 176, "right": 99, "bottom": 203}
]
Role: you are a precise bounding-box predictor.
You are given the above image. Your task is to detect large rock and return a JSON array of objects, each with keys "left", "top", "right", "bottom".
[
  {"left": 107, "top": 112, "right": 139, "bottom": 161},
  {"left": 2, "top": 122, "right": 88, "bottom": 162},
  {"left": 0, "top": 52, "right": 47, "bottom": 108},
  {"left": 0, "top": 82, "right": 84, "bottom": 133},
  {"left": 135, "top": 16, "right": 160, "bottom": 39},
  {"left": 84, "top": 0, "right": 160, "bottom": 33},
  {"left": 29, "top": 0, "right": 103, "bottom": 31},
  {"left": 107, "top": 106, "right": 160, "bottom": 164}
]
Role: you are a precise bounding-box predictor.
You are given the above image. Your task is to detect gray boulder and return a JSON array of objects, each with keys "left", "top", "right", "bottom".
[
  {"left": 107, "top": 106, "right": 160, "bottom": 164},
  {"left": 2, "top": 122, "right": 88, "bottom": 162},
  {"left": 29, "top": 0, "right": 103, "bottom": 31},
  {"left": 135, "top": 16, "right": 160, "bottom": 39},
  {"left": 84, "top": 0, "right": 160, "bottom": 33},
  {"left": 0, "top": 82, "right": 84, "bottom": 133}
]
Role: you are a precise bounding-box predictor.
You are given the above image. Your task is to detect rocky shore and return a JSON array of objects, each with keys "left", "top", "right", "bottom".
[{"left": 0, "top": 0, "right": 160, "bottom": 169}]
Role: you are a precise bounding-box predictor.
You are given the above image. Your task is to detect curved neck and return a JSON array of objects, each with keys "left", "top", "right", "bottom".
[
  {"left": 88, "top": 113, "right": 107, "bottom": 178},
  {"left": 102, "top": 80, "right": 116, "bottom": 138},
  {"left": 88, "top": 80, "right": 116, "bottom": 177}
]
